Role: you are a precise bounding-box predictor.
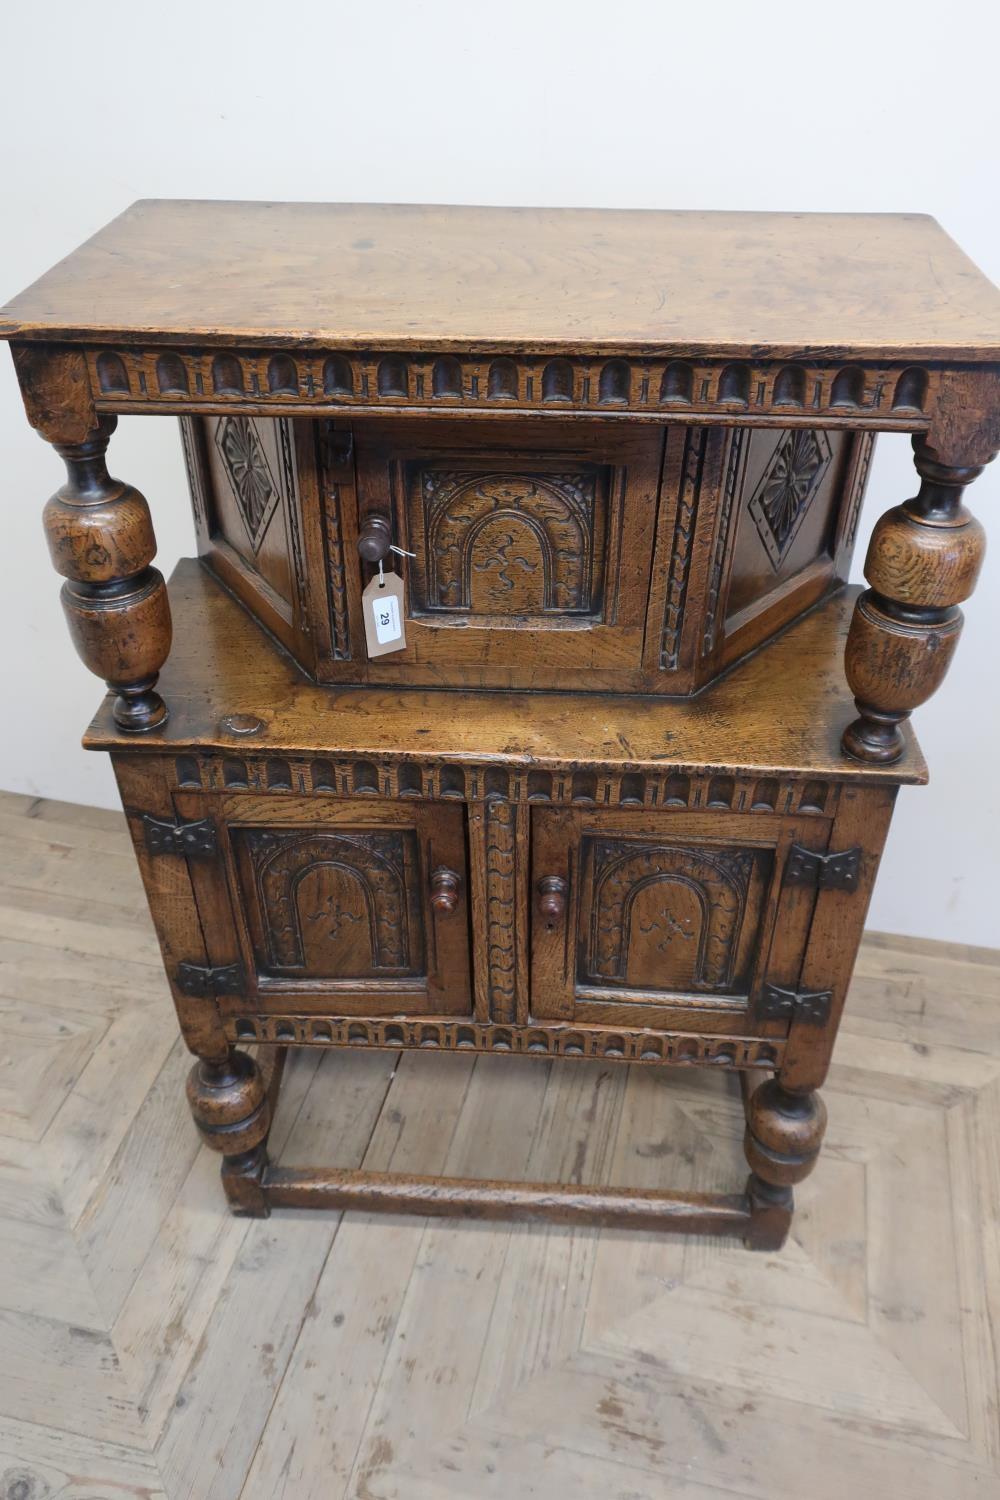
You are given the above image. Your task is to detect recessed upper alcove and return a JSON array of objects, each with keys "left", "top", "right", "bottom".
[{"left": 179, "top": 409, "right": 874, "bottom": 698}]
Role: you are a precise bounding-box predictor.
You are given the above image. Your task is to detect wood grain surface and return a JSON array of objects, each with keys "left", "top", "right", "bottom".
[{"left": 4, "top": 201, "right": 1000, "bottom": 360}]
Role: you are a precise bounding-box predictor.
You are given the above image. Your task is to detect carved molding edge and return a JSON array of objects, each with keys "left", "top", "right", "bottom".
[
  {"left": 277, "top": 418, "right": 309, "bottom": 627},
  {"left": 660, "top": 427, "right": 709, "bottom": 669},
  {"left": 225, "top": 1013, "right": 785, "bottom": 1068},
  {"left": 86, "top": 347, "right": 940, "bottom": 426},
  {"left": 169, "top": 753, "right": 840, "bottom": 818},
  {"left": 702, "top": 427, "right": 749, "bottom": 655},
  {"left": 842, "top": 430, "right": 878, "bottom": 552},
  {"left": 484, "top": 800, "right": 518, "bottom": 1021},
  {"left": 178, "top": 416, "right": 210, "bottom": 533},
  {"left": 317, "top": 427, "right": 352, "bottom": 661}
]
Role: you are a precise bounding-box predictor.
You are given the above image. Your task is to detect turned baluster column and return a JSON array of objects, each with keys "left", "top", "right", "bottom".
[
  {"left": 186, "top": 1048, "right": 272, "bottom": 1216},
  {"left": 43, "top": 414, "right": 171, "bottom": 731},
  {"left": 743, "top": 1078, "right": 827, "bottom": 1250},
  {"left": 842, "top": 435, "right": 989, "bottom": 763}
]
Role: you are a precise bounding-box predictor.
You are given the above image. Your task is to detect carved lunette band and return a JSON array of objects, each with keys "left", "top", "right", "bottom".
[
  {"left": 842, "top": 435, "right": 989, "bottom": 763},
  {"left": 86, "top": 345, "right": 939, "bottom": 426}
]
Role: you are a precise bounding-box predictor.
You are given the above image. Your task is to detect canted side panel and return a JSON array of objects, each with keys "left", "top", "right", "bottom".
[
  {"left": 179, "top": 413, "right": 313, "bottom": 670},
  {"left": 713, "top": 427, "right": 855, "bottom": 655},
  {"left": 198, "top": 416, "right": 299, "bottom": 610}
]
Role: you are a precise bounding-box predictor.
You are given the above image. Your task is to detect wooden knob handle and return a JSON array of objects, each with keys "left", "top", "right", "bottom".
[
  {"left": 537, "top": 875, "right": 568, "bottom": 920},
  {"left": 429, "top": 866, "right": 461, "bottom": 914},
  {"left": 357, "top": 511, "right": 392, "bottom": 563}
]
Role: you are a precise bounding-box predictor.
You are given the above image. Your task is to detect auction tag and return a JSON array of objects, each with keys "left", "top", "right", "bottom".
[{"left": 362, "top": 570, "right": 407, "bottom": 657}]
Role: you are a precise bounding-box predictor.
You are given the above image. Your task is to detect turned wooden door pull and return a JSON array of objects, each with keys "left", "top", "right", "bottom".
[
  {"left": 356, "top": 511, "right": 392, "bottom": 562},
  {"left": 429, "top": 866, "right": 462, "bottom": 913},
  {"left": 536, "top": 875, "right": 568, "bottom": 920}
]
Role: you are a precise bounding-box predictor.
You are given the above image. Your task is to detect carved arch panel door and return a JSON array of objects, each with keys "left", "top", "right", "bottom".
[
  {"left": 350, "top": 418, "right": 665, "bottom": 688},
  {"left": 529, "top": 806, "right": 828, "bottom": 1034},
  {"left": 175, "top": 792, "right": 472, "bottom": 1017}
]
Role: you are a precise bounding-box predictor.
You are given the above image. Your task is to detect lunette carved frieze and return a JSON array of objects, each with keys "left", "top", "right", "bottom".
[
  {"left": 88, "top": 347, "right": 939, "bottom": 426},
  {"left": 173, "top": 753, "right": 838, "bottom": 818},
  {"left": 225, "top": 1012, "right": 787, "bottom": 1068}
]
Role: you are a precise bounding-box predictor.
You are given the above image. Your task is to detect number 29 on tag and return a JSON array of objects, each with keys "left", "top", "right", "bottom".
[{"left": 362, "top": 569, "right": 407, "bottom": 657}]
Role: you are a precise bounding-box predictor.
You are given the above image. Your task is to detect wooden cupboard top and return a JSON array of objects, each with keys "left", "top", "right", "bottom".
[
  {"left": 84, "top": 559, "right": 927, "bottom": 785},
  {"left": 3, "top": 200, "right": 1000, "bottom": 363}
]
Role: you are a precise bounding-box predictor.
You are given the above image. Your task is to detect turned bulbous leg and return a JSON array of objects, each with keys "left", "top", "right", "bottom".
[
  {"left": 744, "top": 1078, "right": 827, "bottom": 1249},
  {"left": 842, "top": 436, "right": 988, "bottom": 763},
  {"left": 43, "top": 414, "right": 171, "bottom": 731},
  {"left": 186, "top": 1048, "right": 271, "bottom": 1216}
]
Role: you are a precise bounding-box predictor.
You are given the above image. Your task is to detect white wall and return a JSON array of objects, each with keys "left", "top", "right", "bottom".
[{"left": 2, "top": 0, "right": 998, "bottom": 947}]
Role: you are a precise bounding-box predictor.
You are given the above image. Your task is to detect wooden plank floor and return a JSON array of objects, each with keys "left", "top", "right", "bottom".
[{"left": 1, "top": 785, "right": 998, "bottom": 1499}]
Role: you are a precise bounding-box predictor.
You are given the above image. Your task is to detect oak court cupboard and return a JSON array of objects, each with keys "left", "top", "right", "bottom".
[{"left": 3, "top": 201, "right": 998, "bottom": 1247}]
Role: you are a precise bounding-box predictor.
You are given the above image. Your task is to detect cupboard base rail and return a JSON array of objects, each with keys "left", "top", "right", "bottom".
[{"left": 194, "top": 1044, "right": 807, "bottom": 1251}]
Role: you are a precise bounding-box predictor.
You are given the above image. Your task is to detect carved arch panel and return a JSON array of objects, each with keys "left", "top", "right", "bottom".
[
  {"left": 528, "top": 806, "right": 813, "bottom": 1029},
  {"left": 417, "top": 468, "right": 605, "bottom": 619},
  {"left": 586, "top": 841, "right": 754, "bottom": 991},
  {"left": 238, "top": 827, "right": 420, "bottom": 977},
  {"left": 347, "top": 420, "right": 665, "bottom": 683},
  {"left": 211, "top": 797, "right": 472, "bottom": 1016}
]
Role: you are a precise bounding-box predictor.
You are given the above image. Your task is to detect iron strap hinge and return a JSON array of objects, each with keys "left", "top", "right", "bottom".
[
  {"left": 142, "top": 813, "right": 219, "bottom": 859},
  {"left": 759, "top": 983, "right": 833, "bottom": 1025},
  {"left": 175, "top": 962, "right": 245, "bottom": 999},
  {"left": 785, "top": 844, "right": 862, "bottom": 891}
]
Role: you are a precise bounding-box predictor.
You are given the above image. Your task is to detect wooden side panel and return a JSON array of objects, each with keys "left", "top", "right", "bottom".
[
  {"left": 780, "top": 782, "right": 898, "bottom": 1091},
  {"left": 698, "top": 426, "right": 871, "bottom": 682},
  {"left": 180, "top": 414, "right": 313, "bottom": 667},
  {"left": 111, "top": 754, "right": 229, "bottom": 1061}
]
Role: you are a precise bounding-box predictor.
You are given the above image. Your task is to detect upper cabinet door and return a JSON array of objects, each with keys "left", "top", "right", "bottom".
[{"left": 351, "top": 418, "right": 664, "bottom": 690}]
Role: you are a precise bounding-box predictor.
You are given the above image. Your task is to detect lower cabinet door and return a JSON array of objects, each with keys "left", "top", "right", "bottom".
[
  {"left": 529, "top": 806, "right": 826, "bottom": 1032},
  {"left": 181, "top": 793, "right": 472, "bottom": 1016}
]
